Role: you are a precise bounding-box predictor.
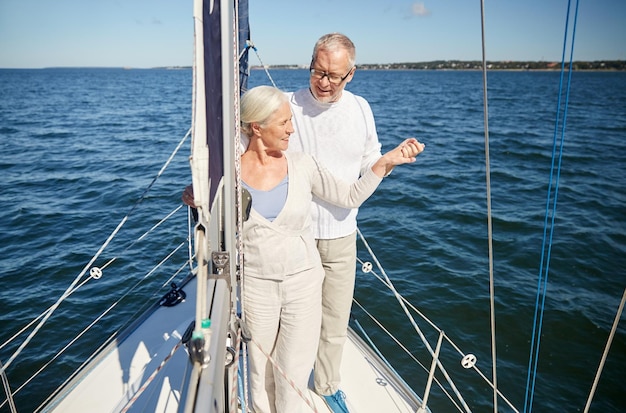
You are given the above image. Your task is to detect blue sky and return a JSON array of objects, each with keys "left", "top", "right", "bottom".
[{"left": 0, "top": 0, "right": 624, "bottom": 68}]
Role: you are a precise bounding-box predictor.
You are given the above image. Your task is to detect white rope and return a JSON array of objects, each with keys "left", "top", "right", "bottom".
[
  {"left": 356, "top": 229, "right": 521, "bottom": 413},
  {"left": 98, "top": 205, "right": 185, "bottom": 273},
  {"left": 478, "top": 0, "right": 498, "bottom": 411},
  {"left": 11, "top": 295, "right": 124, "bottom": 401},
  {"left": 241, "top": 341, "right": 251, "bottom": 412},
  {"left": 229, "top": 328, "right": 242, "bottom": 412},
  {"left": 352, "top": 299, "right": 465, "bottom": 413},
  {"left": 0, "top": 219, "right": 123, "bottom": 374},
  {"left": 120, "top": 340, "right": 184, "bottom": 413},
  {"left": 0, "top": 219, "right": 185, "bottom": 358},
  {"left": 248, "top": 336, "right": 319, "bottom": 412},
  {"left": 232, "top": 2, "right": 247, "bottom": 410},
  {"left": 4, "top": 250, "right": 189, "bottom": 411},
  {"left": 0, "top": 361, "right": 17, "bottom": 413},
  {"left": 246, "top": 40, "right": 277, "bottom": 88},
  {"left": 583, "top": 288, "right": 626, "bottom": 412},
  {"left": 357, "top": 228, "right": 473, "bottom": 413},
  {"left": 137, "top": 205, "right": 184, "bottom": 242},
  {"left": 234, "top": 10, "right": 252, "bottom": 412},
  {"left": 0, "top": 131, "right": 189, "bottom": 375}
]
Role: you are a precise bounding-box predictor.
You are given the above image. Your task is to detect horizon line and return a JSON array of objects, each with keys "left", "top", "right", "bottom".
[{"left": 1, "top": 59, "right": 625, "bottom": 70}]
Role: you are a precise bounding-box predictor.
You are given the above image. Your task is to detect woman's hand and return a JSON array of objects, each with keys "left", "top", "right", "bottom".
[
  {"left": 398, "top": 138, "right": 425, "bottom": 161},
  {"left": 372, "top": 138, "right": 425, "bottom": 177},
  {"left": 182, "top": 184, "right": 196, "bottom": 208}
]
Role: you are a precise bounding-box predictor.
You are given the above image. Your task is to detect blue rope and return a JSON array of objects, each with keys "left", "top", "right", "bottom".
[
  {"left": 238, "top": 360, "right": 247, "bottom": 413},
  {"left": 523, "top": 1, "right": 580, "bottom": 412}
]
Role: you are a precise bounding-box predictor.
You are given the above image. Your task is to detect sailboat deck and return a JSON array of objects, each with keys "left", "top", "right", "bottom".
[
  {"left": 39, "top": 272, "right": 422, "bottom": 413},
  {"left": 305, "top": 330, "right": 420, "bottom": 413}
]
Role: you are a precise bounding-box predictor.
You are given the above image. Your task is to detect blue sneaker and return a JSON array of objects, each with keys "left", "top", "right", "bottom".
[{"left": 322, "top": 390, "right": 350, "bottom": 413}]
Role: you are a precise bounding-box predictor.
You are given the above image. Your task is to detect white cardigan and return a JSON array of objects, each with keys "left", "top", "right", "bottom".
[{"left": 242, "top": 151, "right": 382, "bottom": 281}]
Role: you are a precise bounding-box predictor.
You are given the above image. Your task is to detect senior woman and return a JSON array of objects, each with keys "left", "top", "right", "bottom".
[{"left": 239, "top": 85, "right": 423, "bottom": 413}]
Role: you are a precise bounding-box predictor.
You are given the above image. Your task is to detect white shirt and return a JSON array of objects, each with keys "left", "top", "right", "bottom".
[{"left": 286, "top": 88, "right": 382, "bottom": 239}]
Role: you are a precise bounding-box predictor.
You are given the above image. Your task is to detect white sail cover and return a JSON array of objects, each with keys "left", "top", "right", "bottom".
[{"left": 190, "top": 0, "right": 249, "bottom": 224}]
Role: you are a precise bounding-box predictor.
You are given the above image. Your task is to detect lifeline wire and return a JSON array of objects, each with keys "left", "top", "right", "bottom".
[
  {"left": 583, "top": 288, "right": 626, "bottom": 412},
  {"left": 523, "top": 1, "right": 580, "bottom": 412},
  {"left": 478, "top": 0, "right": 498, "bottom": 411},
  {"left": 6, "top": 246, "right": 188, "bottom": 410},
  {"left": 0, "top": 129, "right": 190, "bottom": 375},
  {"left": 247, "top": 40, "right": 277, "bottom": 88},
  {"left": 1, "top": 362, "right": 17, "bottom": 413},
  {"left": 356, "top": 228, "right": 473, "bottom": 413},
  {"left": 354, "top": 252, "right": 520, "bottom": 412}
]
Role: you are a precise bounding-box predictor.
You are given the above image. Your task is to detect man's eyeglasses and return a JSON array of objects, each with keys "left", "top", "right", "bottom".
[{"left": 309, "top": 67, "right": 354, "bottom": 85}]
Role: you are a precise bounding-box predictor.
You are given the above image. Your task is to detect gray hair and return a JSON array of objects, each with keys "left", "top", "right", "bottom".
[
  {"left": 240, "top": 86, "right": 287, "bottom": 137},
  {"left": 311, "top": 33, "right": 356, "bottom": 68}
]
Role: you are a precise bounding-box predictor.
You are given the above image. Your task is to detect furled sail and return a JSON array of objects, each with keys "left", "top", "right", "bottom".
[
  {"left": 186, "top": 0, "right": 249, "bottom": 411},
  {"left": 190, "top": 0, "right": 249, "bottom": 216}
]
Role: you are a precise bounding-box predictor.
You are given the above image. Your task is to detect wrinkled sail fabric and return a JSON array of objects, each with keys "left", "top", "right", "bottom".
[{"left": 191, "top": 0, "right": 249, "bottom": 218}]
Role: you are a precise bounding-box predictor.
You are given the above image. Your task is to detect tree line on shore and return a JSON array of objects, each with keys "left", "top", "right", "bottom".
[{"left": 256, "top": 60, "right": 626, "bottom": 71}]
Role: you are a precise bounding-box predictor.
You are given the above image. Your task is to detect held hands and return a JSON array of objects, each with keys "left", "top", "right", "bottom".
[{"left": 373, "top": 138, "right": 425, "bottom": 177}]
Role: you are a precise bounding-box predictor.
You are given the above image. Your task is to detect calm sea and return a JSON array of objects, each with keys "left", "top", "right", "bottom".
[{"left": 1, "top": 68, "right": 625, "bottom": 412}]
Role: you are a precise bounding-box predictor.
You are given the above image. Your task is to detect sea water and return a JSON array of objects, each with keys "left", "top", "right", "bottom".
[{"left": 1, "top": 68, "right": 624, "bottom": 412}]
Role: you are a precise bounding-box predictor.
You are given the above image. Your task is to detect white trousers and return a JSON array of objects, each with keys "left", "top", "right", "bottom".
[
  {"left": 244, "top": 266, "right": 323, "bottom": 413},
  {"left": 313, "top": 231, "right": 357, "bottom": 396}
]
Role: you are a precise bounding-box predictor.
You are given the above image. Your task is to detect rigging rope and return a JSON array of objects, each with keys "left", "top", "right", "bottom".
[
  {"left": 119, "top": 340, "right": 185, "bottom": 413},
  {"left": 355, "top": 234, "right": 523, "bottom": 412},
  {"left": 0, "top": 362, "right": 17, "bottom": 413},
  {"left": 0, "top": 129, "right": 190, "bottom": 376},
  {"left": 523, "top": 1, "right": 580, "bottom": 412},
  {"left": 98, "top": 205, "right": 184, "bottom": 273},
  {"left": 478, "top": 0, "right": 498, "bottom": 411},
  {"left": 351, "top": 304, "right": 464, "bottom": 412},
  {"left": 248, "top": 336, "right": 319, "bottom": 413},
  {"left": 232, "top": 4, "right": 250, "bottom": 410},
  {"left": 0, "top": 219, "right": 185, "bottom": 358},
  {"left": 583, "top": 288, "right": 626, "bottom": 412},
  {"left": 356, "top": 228, "right": 473, "bottom": 413},
  {"left": 2, "top": 249, "right": 189, "bottom": 411},
  {"left": 246, "top": 40, "right": 278, "bottom": 88}
]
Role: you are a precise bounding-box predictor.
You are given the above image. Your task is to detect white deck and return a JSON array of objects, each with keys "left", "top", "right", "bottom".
[
  {"left": 306, "top": 331, "right": 420, "bottom": 413},
  {"left": 40, "top": 280, "right": 198, "bottom": 413},
  {"left": 39, "top": 275, "right": 423, "bottom": 413}
]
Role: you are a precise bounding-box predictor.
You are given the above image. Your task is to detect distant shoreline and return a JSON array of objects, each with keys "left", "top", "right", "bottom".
[
  {"left": 254, "top": 60, "right": 626, "bottom": 71},
  {"left": 2, "top": 60, "right": 624, "bottom": 71}
]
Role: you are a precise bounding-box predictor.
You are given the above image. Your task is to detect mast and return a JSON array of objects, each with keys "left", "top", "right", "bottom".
[{"left": 186, "top": 0, "right": 249, "bottom": 411}]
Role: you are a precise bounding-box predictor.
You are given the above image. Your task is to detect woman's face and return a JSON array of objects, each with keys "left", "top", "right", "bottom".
[{"left": 257, "top": 101, "right": 294, "bottom": 151}]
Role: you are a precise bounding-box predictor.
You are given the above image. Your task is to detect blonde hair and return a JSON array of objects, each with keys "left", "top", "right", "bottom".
[
  {"left": 240, "top": 85, "right": 287, "bottom": 137},
  {"left": 311, "top": 33, "right": 356, "bottom": 68}
]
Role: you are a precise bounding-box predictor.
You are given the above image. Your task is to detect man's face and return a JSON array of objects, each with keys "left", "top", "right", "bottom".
[{"left": 309, "top": 48, "right": 355, "bottom": 103}]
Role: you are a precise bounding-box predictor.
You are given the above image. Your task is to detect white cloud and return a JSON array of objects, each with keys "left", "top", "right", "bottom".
[{"left": 411, "top": 2, "right": 431, "bottom": 17}]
